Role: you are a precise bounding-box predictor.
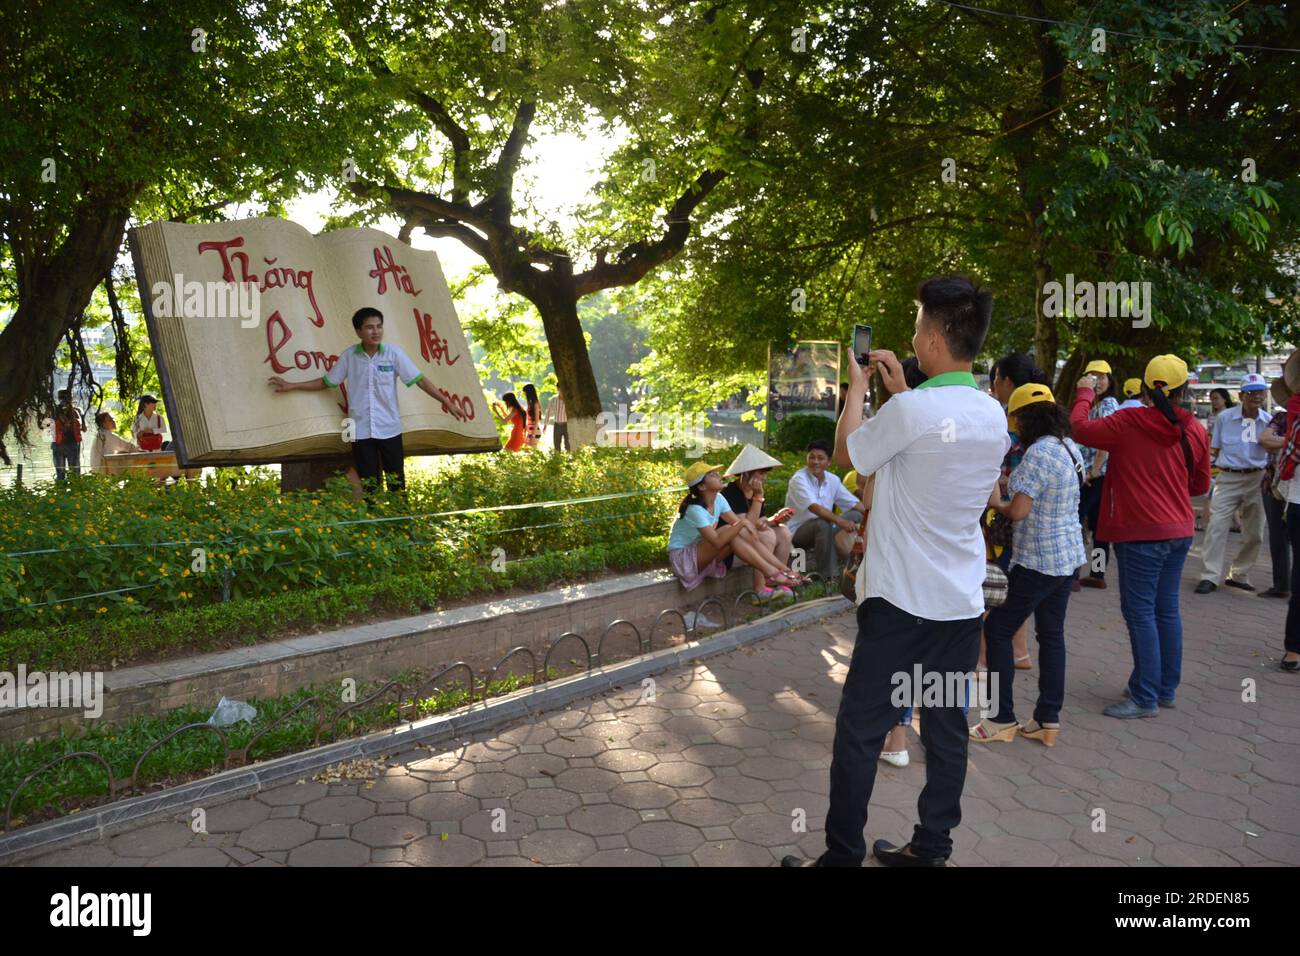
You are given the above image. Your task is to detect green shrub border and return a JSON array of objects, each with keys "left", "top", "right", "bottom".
[{"left": 1, "top": 535, "right": 667, "bottom": 673}]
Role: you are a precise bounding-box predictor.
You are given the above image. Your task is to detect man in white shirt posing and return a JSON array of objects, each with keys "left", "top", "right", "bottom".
[
  {"left": 1196, "top": 372, "right": 1271, "bottom": 594},
  {"left": 268, "top": 306, "right": 466, "bottom": 493},
  {"left": 783, "top": 276, "right": 1009, "bottom": 868},
  {"left": 784, "top": 439, "right": 863, "bottom": 579}
]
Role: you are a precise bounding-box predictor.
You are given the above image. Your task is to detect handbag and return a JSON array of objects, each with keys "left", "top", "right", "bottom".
[{"left": 983, "top": 561, "right": 1009, "bottom": 608}]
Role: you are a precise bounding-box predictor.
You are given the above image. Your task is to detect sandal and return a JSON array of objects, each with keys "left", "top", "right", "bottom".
[
  {"left": 968, "top": 718, "right": 1019, "bottom": 743},
  {"left": 1014, "top": 654, "right": 1033, "bottom": 671},
  {"left": 1019, "top": 719, "right": 1060, "bottom": 747}
]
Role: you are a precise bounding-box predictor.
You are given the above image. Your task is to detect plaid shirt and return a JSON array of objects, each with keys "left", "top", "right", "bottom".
[
  {"left": 1279, "top": 409, "right": 1300, "bottom": 481},
  {"left": 1009, "top": 436, "right": 1088, "bottom": 576},
  {"left": 1078, "top": 396, "right": 1120, "bottom": 473}
]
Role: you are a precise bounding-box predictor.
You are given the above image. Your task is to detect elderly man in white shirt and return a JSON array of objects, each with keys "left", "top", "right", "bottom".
[
  {"left": 782, "top": 276, "right": 1010, "bottom": 870},
  {"left": 784, "top": 439, "right": 863, "bottom": 579}
]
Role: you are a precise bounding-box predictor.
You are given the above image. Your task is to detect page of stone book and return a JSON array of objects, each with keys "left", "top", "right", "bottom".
[{"left": 129, "top": 217, "right": 500, "bottom": 465}]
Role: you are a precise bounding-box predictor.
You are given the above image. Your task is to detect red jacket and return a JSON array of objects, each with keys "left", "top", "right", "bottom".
[{"left": 1070, "top": 388, "right": 1212, "bottom": 543}]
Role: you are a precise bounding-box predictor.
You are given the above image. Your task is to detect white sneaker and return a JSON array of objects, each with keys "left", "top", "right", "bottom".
[{"left": 879, "top": 749, "right": 910, "bottom": 768}]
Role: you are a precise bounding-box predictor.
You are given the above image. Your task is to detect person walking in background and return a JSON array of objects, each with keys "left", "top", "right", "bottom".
[
  {"left": 987, "top": 351, "right": 1051, "bottom": 670},
  {"left": 89, "top": 412, "right": 140, "bottom": 473},
  {"left": 1269, "top": 374, "right": 1300, "bottom": 672},
  {"left": 784, "top": 439, "right": 863, "bottom": 580},
  {"left": 133, "top": 395, "right": 167, "bottom": 452},
  {"left": 52, "top": 389, "right": 84, "bottom": 481},
  {"left": 1200, "top": 387, "right": 1237, "bottom": 533},
  {"left": 522, "top": 383, "right": 543, "bottom": 449},
  {"left": 1077, "top": 360, "right": 1120, "bottom": 589},
  {"left": 1196, "top": 373, "right": 1270, "bottom": 595},
  {"left": 783, "top": 275, "right": 1008, "bottom": 868},
  {"left": 544, "top": 387, "right": 569, "bottom": 452},
  {"left": 492, "top": 392, "right": 529, "bottom": 452},
  {"left": 1257, "top": 377, "right": 1292, "bottom": 601},
  {"left": 1071, "top": 355, "right": 1211, "bottom": 718},
  {"left": 1118, "top": 378, "right": 1147, "bottom": 410},
  {"left": 969, "top": 383, "right": 1084, "bottom": 747}
]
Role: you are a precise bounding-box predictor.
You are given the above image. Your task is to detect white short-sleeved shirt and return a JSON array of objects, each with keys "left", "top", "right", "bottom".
[
  {"left": 323, "top": 342, "right": 424, "bottom": 441},
  {"left": 783, "top": 467, "right": 861, "bottom": 534},
  {"left": 1210, "top": 405, "right": 1271, "bottom": 470},
  {"left": 848, "top": 372, "right": 1010, "bottom": 620}
]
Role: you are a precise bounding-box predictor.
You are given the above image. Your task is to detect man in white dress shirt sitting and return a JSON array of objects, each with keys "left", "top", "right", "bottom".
[{"left": 783, "top": 439, "right": 863, "bottom": 580}]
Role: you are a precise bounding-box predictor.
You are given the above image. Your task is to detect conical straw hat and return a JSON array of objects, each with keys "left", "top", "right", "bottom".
[
  {"left": 1271, "top": 377, "right": 1293, "bottom": 407},
  {"left": 1285, "top": 349, "right": 1300, "bottom": 392},
  {"left": 725, "top": 443, "right": 785, "bottom": 476}
]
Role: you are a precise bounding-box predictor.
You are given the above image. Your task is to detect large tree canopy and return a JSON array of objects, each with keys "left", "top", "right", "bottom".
[{"left": 631, "top": 0, "right": 1299, "bottom": 409}]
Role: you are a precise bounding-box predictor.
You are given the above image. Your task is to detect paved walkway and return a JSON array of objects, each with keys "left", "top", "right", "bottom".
[{"left": 16, "top": 534, "right": 1300, "bottom": 866}]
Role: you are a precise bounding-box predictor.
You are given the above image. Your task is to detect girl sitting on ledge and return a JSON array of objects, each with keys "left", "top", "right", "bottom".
[{"left": 667, "top": 461, "right": 806, "bottom": 599}]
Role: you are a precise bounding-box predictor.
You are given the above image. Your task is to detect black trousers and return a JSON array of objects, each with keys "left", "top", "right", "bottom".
[
  {"left": 1262, "top": 489, "right": 1290, "bottom": 593},
  {"left": 1284, "top": 504, "right": 1300, "bottom": 654},
  {"left": 823, "top": 597, "right": 982, "bottom": 865},
  {"left": 553, "top": 422, "right": 570, "bottom": 452},
  {"left": 351, "top": 434, "right": 405, "bottom": 493},
  {"left": 1080, "top": 474, "right": 1110, "bottom": 578}
]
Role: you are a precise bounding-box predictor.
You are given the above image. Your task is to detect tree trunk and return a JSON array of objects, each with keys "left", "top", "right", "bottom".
[
  {"left": 533, "top": 289, "right": 602, "bottom": 449},
  {"left": 1032, "top": 254, "right": 1057, "bottom": 377},
  {"left": 0, "top": 206, "right": 131, "bottom": 449}
]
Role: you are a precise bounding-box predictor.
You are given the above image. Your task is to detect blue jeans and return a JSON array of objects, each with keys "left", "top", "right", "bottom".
[
  {"left": 1113, "top": 538, "right": 1193, "bottom": 708},
  {"left": 983, "top": 565, "right": 1074, "bottom": 724},
  {"left": 52, "top": 441, "right": 80, "bottom": 480}
]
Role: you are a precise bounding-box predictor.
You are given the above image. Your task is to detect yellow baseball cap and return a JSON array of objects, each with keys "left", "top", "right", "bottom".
[
  {"left": 683, "top": 461, "right": 723, "bottom": 487},
  {"left": 1144, "top": 354, "right": 1189, "bottom": 391},
  {"left": 1123, "top": 377, "right": 1142, "bottom": 398},
  {"left": 1084, "top": 360, "right": 1112, "bottom": 375},
  {"left": 1007, "top": 382, "right": 1056, "bottom": 416}
]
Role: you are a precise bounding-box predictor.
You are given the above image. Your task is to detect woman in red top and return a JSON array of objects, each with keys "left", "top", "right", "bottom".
[
  {"left": 1070, "top": 355, "right": 1212, "bottom": 719},
  {"left": 491, "top": 392, "right": 528, "bottom": 452}
]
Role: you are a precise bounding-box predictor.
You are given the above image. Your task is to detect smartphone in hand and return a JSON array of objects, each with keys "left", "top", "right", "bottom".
[
  {"left": 769, "top": 507, "right": 796, "bottom": 525},
  {"left": 852, "top": 324, "right": 873, "bottom": 367}
]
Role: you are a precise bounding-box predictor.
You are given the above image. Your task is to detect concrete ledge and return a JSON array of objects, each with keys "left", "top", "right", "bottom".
[
  {"left": 1, "top": 567, "right": 750, "bottom": 744},
  {"left": 0, "top": 596, "right": 849, "bottom": 865}
]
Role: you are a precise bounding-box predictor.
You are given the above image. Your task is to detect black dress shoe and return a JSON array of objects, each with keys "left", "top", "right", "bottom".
[
  {"left": 872, "top": 839, "right": 946, "bottom": 868},
  {"left": 1258, "top": 588, "right": 1291, "bottom": 599},
  {"left": 1194, "top": 580, "right": 1217, "bottom": 594},
  {"left": 1281, "top": 659, "right": 1300, "bottom": 673},
  {"left": 780, "top": 854, "right": 823, "bottom": 867},
  {"left": 1224, "top": 579, "right": 1256, "bottom": 592}
]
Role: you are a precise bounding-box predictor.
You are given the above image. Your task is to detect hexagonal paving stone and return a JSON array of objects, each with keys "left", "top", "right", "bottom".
[
  {"left": 458, "top": 772, "right": 528, "bottom": 800},
  {"left": 668, "top": 799, "right": 740, "bottom": 828},
  {"left": 461, "top": 808, "right": 536, "bottom": 841},
  {"left": 627, "top": 821, "right": 703, "bottom": 856},
  {"left": 409, "top": 790, "right": 481, "bottom": 822},
  {"left": 713, "top": 726, "right": 774, "bottom": 749},
  {"left": 646, "top": 762, "right": 714, "bottom": 788},
  {"left": 693, "top": 840, "right": 775, "bottom": 867},
  {"left": 705, "top": 776, "right": 775, "bottom": 805},
  {"left": 630, "top": 731, "right": 692, "bottom": 753},
  {"left": 202, "top": 798, "right": 272, "bottom": 833},
  {"left": 28, "top": 843, "right": 117, "bottom": 867},
  {"left": 405, "top": 833, "right": 486, "bottom": 866},
  {"left": 287, "top": 839, "right": 371, "bottom": 867},
  {"left": 593, "top": 749, "right": 659, "bottom": 773},
  {"left": 567, "top": 803, "right": 643, "bottom": 836},
  {"left": 730, "top": 812, "right": 800, "bottom": 846},
  {"left": 237, "top": 819, "right": 317, "bottom": 852},
  {"left": 302, "top": 795, "right": 375, "bottom": 826},
  {"left": 609, "top": 781, "right": 679, "bottom": 810},
  {"left": 554, "top": 767, "right": 621, "bottom": 794},
  {"left": 737, "top": 756, "right": 803, "bottom": 780},
  {"left": 519, "top": 830, "right": 597, "bottom": 864},
  {"left": 501, "top": 752, "right": 571, "bottom": 778},
  {"left": 108, "top": 821, "right": 194, "bottom": 858},
  {"left": 543, "top": 735, "right": 606, "bottom": 758},
  {"left": 361, "top": 773, "right": 430, "bottom": 804},
  {"left": 510, "top": 788, "right": 583, "bottom": 817},
  {"left": 682, "top": 744, "right": 745, "bottom": 767},
  {"left": 351, "top": 815, "right": 426, "bottom": 849}
]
